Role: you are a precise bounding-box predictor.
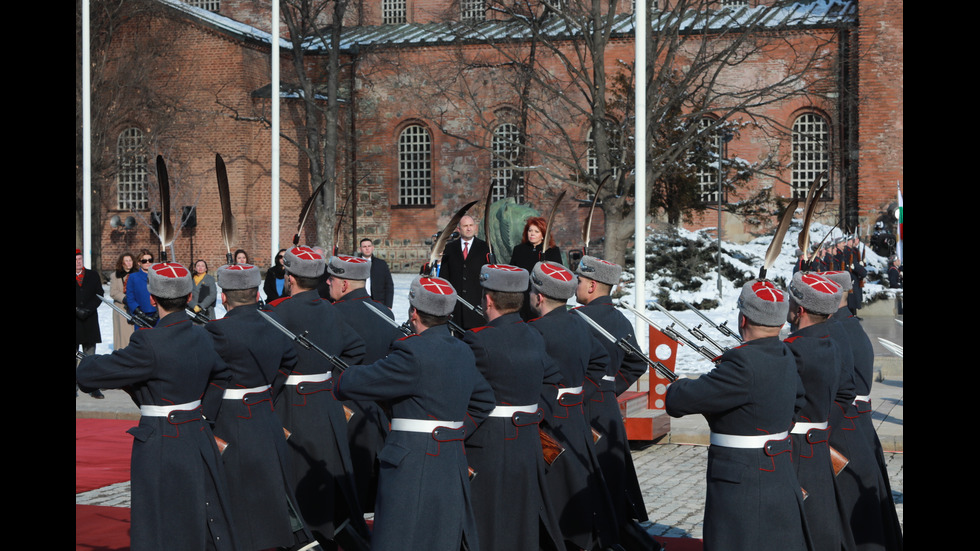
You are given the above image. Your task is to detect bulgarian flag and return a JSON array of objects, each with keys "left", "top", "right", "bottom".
[{"left": 897, "top": 184, "right": 903, "bottom": 262}]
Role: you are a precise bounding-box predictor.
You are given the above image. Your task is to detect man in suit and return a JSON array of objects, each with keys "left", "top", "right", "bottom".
[
  {"left": 439, "top": 215, "right": 490, "bottom": 329},
  {"left": 358, "top": 238, "right": 395, "bottom": 308}
]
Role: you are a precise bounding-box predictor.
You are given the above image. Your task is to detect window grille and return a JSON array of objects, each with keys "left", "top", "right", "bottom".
[
  {"left": 398, "top": 125, "right": 432, "bottom": 205},
  {"left": 116, "top": 128, "right": 149, "bottom": 211}
]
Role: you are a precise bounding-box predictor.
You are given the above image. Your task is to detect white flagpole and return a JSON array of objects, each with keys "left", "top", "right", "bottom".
[
  {"left": 633, "top": 3, "right": 647, "bottom": 350},
  {"left": 271, "top": 0, "right": 281, "bottom": 258}
]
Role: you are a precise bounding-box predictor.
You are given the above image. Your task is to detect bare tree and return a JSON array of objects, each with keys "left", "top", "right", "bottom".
[{"left": 408, "top": 0, "right": 845, "bottom": 265}]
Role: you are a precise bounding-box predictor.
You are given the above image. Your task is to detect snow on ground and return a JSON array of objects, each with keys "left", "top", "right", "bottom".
[{"left": 92, "top": 221, "right": 899, "bottom": 376}]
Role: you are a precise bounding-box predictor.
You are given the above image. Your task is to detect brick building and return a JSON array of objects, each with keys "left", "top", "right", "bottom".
[{"left": 78, "top": 0, "right": 903, "bottom": 273}]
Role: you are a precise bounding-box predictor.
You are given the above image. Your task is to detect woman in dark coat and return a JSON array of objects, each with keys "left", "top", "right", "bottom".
[
  {"left": 188, "top": 259, "right": 217, "bottom": 321},
  {"left": 263, "top": 248, "right": 288, "bottom": 302},
  {"left": 510, "top": 216, "right": 562, "bottom": 320}
]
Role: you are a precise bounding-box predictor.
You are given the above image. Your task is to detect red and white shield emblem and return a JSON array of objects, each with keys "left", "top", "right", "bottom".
[
  {"left": 152, "top": 263, "right": 189, "bottom": 278},
  {"left": 338, "top": 255, "right": 367, "bottom": 264},
  {"left": 488, "top": 264, "right": 523, "bottom": 272},
  {"left": 540, "top": 263, "right": 573, "bottom": 282},
  {"left": 801, "top": 273, "right": 839, "bottom": 294},
  {"left": 420, "top": 277, "right": 454, "bottom": 295},
  {"left": 291, "top": 246, "right": 321, "bottom": 261}
]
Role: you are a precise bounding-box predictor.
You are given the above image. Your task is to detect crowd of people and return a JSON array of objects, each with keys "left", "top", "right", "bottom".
[{"left": 75, "top": 216, "right": 902, "bottom": 551}]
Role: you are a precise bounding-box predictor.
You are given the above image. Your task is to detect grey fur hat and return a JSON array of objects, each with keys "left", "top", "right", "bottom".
[
  {"left": 818, "top": 271, "right": 852, "bottom": 294},
  {"left": 788, "top": 272, "right": 843, "bottom": 315},
  {"left": 529, "top": 261, "right": 577, "bottom": 301},
  {"left": 480, "top": 264, "right": 529, "bottom": 293},
  {"left": 283, "top": 246, "right": 325, "bottom": 278},
  {"left": 217, "top": 263, "right": 261, "bottom": 290},
  {"left": 327, "top": 255, "right": 371, "bottom": 281},
  {"left": 574, "top": 255, "right": 622, "bottom": 286},
  {"left": 409, "top": 276, "right": 457, "bottom": 316},
  {"left": 737, "top": 279, "right": 789, "bottom": 327},
  {"left": 147, "top": 262, "right": 193, "bottom": 298}
]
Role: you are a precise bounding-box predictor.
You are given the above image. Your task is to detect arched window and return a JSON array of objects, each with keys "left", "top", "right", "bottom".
[
  {"left": 398, "top": 125, "right": 432, "bottom": 205},
  {"left": 490, "top": 122, "right": 524, "bottom": 202},
  {"left": 695, "top": 117, "right": 725, "bottom": 204},
  {"left": 791, "top": 113, "right": 831, "bottom": 200},
  {"left": 461, "top": 0, "right": 485, "bottom": 22},
  {"left": 116, "top": 127, "right": 148, "bottom": 211},
  {"left": 382, "top": 0, "right": 406, "bottom": 24}
]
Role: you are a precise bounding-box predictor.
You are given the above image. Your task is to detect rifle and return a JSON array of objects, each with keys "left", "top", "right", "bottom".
[
  {"left": 362, "top": 300, "right": 413, "bottom": 337},
  {"left": 257, "top": 309, "right": 350, "bottom": 374},
  {"left": 651, "top": 302, "right": 729, "bottom": 356},
  {"left": 680, "top": 300, "right": 742, "bottom": 344},
  {"left": 620, "top": 302, "right": 719, "bottom": 362},
  {"left": 99, "top": 294, "right": 154, "bottom": 329},
  {"left": 455, "top": 294, "right": 486, "bottom": 320},
  {"left": 185, "top": 308, "right": 211, "bottom": 325},
  {"left": 572, "top": 309, "right": 678, "bottom": 383}
]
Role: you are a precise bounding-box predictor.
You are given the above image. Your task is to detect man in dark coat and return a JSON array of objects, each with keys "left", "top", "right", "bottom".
[
  {"left": 76, "top": 262, "right": 239, "bottom": 551},
  {"left": 326, "top": 254, "right": 403, "bottom": 513},
  {"left": 821, "top": 271, "right": 904, "bottom": 550},
  {"left": 440, "top": 215, "right": 490, "bottom": 329},
  {"left": 267, "top": 246, "right": 370, "bottom": 550},
  {"left": 461, "top": 264, "right": 565, "bottom": 551},
  {"left": 358, "top": 238, "right": 395, "bottom": 308},
  {"left": 573, "top": 255, "right": 661, "bottom": 549},
  {"left": 527, "top": 261, "right": 619, "bottom": 551},
  {"left": 206, "top": 263, "right": 320, "bottom": 551},
  {"left": 75, "top": 249, "right": 105, "bottom": 399},
  {"left": 332, "top": 276, "right": 495, "bottom": 551},
  {"left": 785, "top": 272, "right": 851, "bottom": 551},
  {"left": 665, "top": 279, "right": 811, "bottom": 551}
]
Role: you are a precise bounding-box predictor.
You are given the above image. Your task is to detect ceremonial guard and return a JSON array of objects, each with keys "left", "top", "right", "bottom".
[
  {"left": 461, "top": 264, "right": 566, "bottom": 551},
  {"left": 266, "top": 246, "right": 370, "bottom": 550},
  {"left": 784, "top": 272, "right": 851, "bottom": 551},
  {"left": 572, "top": 256, "right": 656, "bottom": 548},
  {"left": 206, "top": 263, "right": 319, "bottom": 551},
  {"left": 76, "top": 262, "right": 240, "bottom": 551},
  {"left": 527, "top": 261, "right": 618, "bottom": 551},
  {"left": 332, "top": 276, "right": 496, "bottom": 551},
  {"left": 440, "top": 215, "right": 491, "bottom": 329},
  {"left": 665, "top": 279, "right": 811, "bottom": 551},
  {"left": 820, "top": 271, "right": 904, "bottom": 550},
  {"left": 325, "top": 254, "right": 403, "bottom": 513}
]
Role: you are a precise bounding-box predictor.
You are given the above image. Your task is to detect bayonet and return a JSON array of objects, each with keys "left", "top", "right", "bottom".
[
  {"left": 651, "top": 302, "right": 729, "bottom": 355},
  {"left": 257, "top": 309, "right": 349, "bottom": 373},
  {"left": 680, "top": 300, "right": 741, "bottom": 343},
  {"left": 620, "top": 302, "right": 719, "bottom": 362},
  {"left": 185, "top": 308, "right": 211, "bottom": 325},
  {"left": 99, "top": 294, "right": 153, "bottom": 329},
  {"left": 362, "top": 300, "right": 413, "bottom": 336},
  {"left": 455, "top": 294, "right": 485, "bottom": 319},
  {"left": 572, "top": 309, "right": 678, "bottom": 382}
]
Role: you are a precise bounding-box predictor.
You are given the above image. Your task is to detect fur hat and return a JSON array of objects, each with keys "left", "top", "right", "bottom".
[
  {"left": 529, "top": 261, "right": 577, "bottom": 301},
  {"left": 479, "top": 264, "right": 529, "bottom": 293},
  {"left": 283, "top": 246, "right": 325, "bottom": 278},
  {"left": 574, "top": 255, "right": 622, "bottom": 286},
  {"left": 217, "top": 263, "right": 261, "bottom": 290},
  {"left": 737, "top": 279, "right": 788, "bottom": 327},
  {"left": 409, "top": 276, "right": 457, "bottom": 316},
  {"left": 327, "top": 255, "right": 371, "bottom": 281},
  {"left": 147, "top": 262, "right": 193, "bottom": 298},
  {"left": 818, "top": 271, "right": 852, "bottom": 294},
  {"left": 788, "top": 272, "right": 843, "bottom": 315}
]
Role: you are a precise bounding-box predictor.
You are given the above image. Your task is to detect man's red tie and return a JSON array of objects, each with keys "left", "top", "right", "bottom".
[{"left": 463, "top": 241, "right": 469, "bottom": 260}]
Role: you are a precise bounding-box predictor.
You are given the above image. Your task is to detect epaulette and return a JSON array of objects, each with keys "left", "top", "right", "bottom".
[
  {"left": 397, "top": 334, "right": 418, "bottom": 342},
  {"left": 267, "top": 296, "right": 291, "bottom": 307},
  {"left": 469, "top": 325, "right": 492, "bottom": 333},
  {"left": 783, "top": 336, "right": 801, "bottom": 344}
]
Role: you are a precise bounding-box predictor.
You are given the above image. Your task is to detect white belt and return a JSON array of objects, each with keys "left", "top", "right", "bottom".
[
  {"left": 557, "top": 386, "right": 584, "bottom": 398},
  {"left": 140, "top": 400, "right": 202, "bottom": 417},
  {"left": 489, "top": 404, "right": 539, "bottom": 417},
  {"left": 601, "top": 375, "right": 616, "bottom": 382},
  {"left": 852, "top": 395, "right": 871, "bottom": 405},
  {"left": 390, "top": 418, "right": 463, "bottom": 433},
  {"left": 285, "top": 372, "right": 332, "bottom": 386},
  {"left": 223, "top": 384, "right": 271, "bottom": 400},
  {"left": 710, "top": 430, "right": 789, "bottom": 448},
  {"left": 791, "top": 421, "right": 829, "bottom": 434}
]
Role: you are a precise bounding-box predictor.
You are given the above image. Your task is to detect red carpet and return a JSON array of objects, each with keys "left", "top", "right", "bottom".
[
  {"left": 76, "top": 419, "right": 136, "bottom": 493},
  {"left": 76, "top": 419, "right": 702, "bottom": 550}
]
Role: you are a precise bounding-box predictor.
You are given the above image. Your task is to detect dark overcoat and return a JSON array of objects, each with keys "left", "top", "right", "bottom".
[
  {"left": 205, "top": 304, "right": 307, "bottom": 550},
  {"left": 665, "top": 337, "right": 811, "bottom": 551},
  {"left": 462, "top": 312, "right": 566, "bottom": 551},
  {"left": 333, "top": 324, "right": 496, "bottom": 551},
  {"left": 785, "top": 324, "right": 847, "bottom": 551},
  {"left": 75, "top": 268, "right": 103, "bottom": 345},
  {"left": 440, "top": 238, "right": 491, "bottom": 329},
  {"left": 266, "top": 290, "right": 369, "bottom": 544},
  {"left": 331, "top": 288, "right": 402, "bottom": 512},
  {"left": 574, "top": 298, "right": 649, "bottom": 524},
  {"left": 75, "top": 311, "right": 239, "bottom": 551},
  {"left": 529, "top": 306, "right": 618, "bottom": 550}
]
